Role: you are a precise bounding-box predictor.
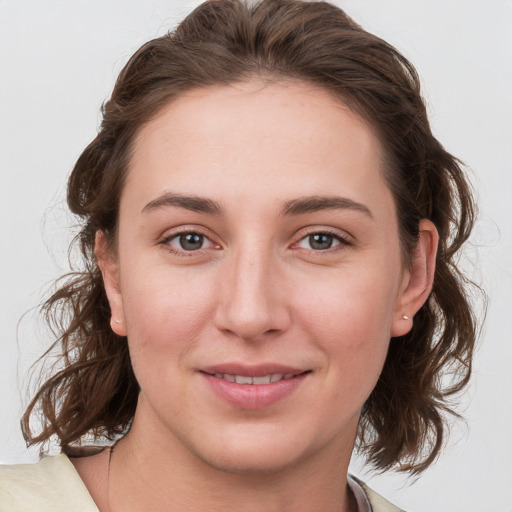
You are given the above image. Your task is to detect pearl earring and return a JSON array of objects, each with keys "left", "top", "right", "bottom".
[
  {"left": 114, "top": 319, "right": 122, "bottom": 324},
  {"left": 402, "top": 314, "right": 410, "bottom": 320}
]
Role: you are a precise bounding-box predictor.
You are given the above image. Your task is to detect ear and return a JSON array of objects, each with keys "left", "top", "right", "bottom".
[
  {"left": 95, "top": 231, "right": 127, "bottom": 337},
  {"left": 391, "top": 219, "right": 439, "bottom": 337}
]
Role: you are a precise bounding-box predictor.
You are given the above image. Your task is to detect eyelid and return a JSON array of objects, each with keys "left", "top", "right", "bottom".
[
  {"left": 169, "top": 233, "right": 216, "bottom": 251},
  {"left": 157, "top": 225, "right": 353, "bottom": 255},
  {"left": 158, "top": 226, "right": 221, "bottom": 254},
  {"left": 291, "top": 227, "right": 354, "bottom": 252}
]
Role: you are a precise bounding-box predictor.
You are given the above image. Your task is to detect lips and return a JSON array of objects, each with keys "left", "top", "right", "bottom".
[
  {"left": 201, "top": 363, "right": 308, "bottom": 378},
  {"left": 206, "top": 372, "right": 301, "bottom": 385},
  {"left": 200, "top": 364, "right": 310, "bottom": 409}
]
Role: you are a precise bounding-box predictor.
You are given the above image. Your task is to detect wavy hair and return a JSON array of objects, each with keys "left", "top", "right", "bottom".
[{"left": 22, "top": 0, "right": 479, "bottom": 474}]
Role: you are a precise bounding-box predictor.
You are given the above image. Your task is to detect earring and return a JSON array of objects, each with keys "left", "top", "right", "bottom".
[
  {"left": 402, "top": 314, "right": 410, "bottom": 320},
  {"left": 114, "top": 319, "right": 122, "bottom": 324}
]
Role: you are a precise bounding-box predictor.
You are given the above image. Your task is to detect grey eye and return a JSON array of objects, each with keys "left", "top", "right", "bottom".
[
  {"left": 173, "top": 233, "right": 205, "bottom": 251},
  {"left": 307, "top": 233, "right": 335, "bottom": 250},
  {"left": 296, "top": 232, "right": 345, "bottom": 251}
]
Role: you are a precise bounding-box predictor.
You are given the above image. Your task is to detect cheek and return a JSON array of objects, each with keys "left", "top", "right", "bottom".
[
  {"left": 120, "top": 266, "right": 217, "bottom": 367},
  {"left": 298, "top": 263, "right": 398, "bottom": 335},
  {"left": 295, "top": 264, "right": 399, "bottom": 384}
]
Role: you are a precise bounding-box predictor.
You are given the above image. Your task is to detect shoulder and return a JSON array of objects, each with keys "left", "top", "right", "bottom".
[
  {"left": 348, "top": 474, "right": 407, "bottom": 512},
  {"left": 362, "top": 484, "right": 407, "bottom": 512},
  {"left": 0, "top": 454, "right": 99, "bottom": 512}
]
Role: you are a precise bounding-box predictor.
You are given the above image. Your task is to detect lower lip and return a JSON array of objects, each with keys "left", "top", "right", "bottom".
[{"left": 202, "top": 373, "right": 308, "bottom": 410}]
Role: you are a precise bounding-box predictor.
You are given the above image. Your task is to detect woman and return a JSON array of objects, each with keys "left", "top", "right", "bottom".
[{"left": 0, "top": 1, "right": 478, "bottom": 511}]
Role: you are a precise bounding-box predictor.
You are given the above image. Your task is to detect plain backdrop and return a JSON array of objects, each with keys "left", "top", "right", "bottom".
[{"left": 1, "top": 1, "right": 511, "bottom": 511}]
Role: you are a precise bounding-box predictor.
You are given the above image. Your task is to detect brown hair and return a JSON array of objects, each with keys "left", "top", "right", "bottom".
[{"left": 22, "top": 0, "right": 479, "bottom": 474}]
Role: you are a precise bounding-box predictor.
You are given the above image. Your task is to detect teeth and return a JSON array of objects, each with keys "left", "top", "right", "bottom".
[
  {"left": 235, "top": 375, "right": 253, "bottom": 384},
  {"left": 253, "top": 375, "right": 271, "bottom": 384},
  {"left": 211, "top": 372, "right": 296, "bottom": 384}
]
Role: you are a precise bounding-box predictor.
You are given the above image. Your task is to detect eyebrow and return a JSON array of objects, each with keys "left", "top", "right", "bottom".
[
  {"left": 141, "top": 192, "right": 373, "bottom": 219},
  {"left": 282, "top": 195, "right": 373, "bottom": 219},
  {"left": 142, "top": 192, "right": 222, "bottom": 215}
]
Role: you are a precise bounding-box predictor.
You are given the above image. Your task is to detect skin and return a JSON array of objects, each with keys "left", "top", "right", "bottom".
[{"left": 75, "top": 80, "right": 438, "bottom": 512}]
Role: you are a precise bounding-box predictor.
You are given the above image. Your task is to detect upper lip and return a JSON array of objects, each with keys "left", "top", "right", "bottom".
[{"left": 200, "top": 363, "right": 309, "bottom": 377}]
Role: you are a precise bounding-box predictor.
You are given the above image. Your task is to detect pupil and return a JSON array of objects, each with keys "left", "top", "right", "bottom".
[
  {"left": 180, "top": 233, "right": 203, "bottom": 250},
  {"left": 310, "top": 234, "right": 333, "bottom": 250}
]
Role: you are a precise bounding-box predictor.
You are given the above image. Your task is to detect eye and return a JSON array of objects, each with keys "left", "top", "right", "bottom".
[
  {"left": 296, "top": 232, "right": 347, "bottom": 251},
  {"left": 165, "top": 232, "right": 216, "bottom": 252}
]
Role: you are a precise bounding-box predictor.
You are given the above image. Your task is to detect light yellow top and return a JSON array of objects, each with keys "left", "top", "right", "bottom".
[
  {"left": 0, "top": 454, "right": 405, "bottom": 511},
  {"left": 0, "top": 454, "right": 98, "bottom": 512}
]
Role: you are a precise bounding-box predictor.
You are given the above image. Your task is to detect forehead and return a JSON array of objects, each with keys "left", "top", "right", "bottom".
[
  {"left": 126, "top": 80, "right": 392, "bottom": 216},
  {"left": 135, "top": 79, "right": 381, "bottom": 158}
]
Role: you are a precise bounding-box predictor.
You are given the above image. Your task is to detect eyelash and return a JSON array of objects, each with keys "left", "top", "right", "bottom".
[
  {"left": 294, "top": 229, "right": 353, "bottom": 253},
  {"left": 159, "top": 228, "right": 352, "bottom": 256},
  {"left": 159, "top": 228, "right": 218, "bottom": 256}
]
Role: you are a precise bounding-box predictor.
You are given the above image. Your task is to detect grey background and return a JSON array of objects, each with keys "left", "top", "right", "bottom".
[{"left": 1, "top": 1, "right": 511, "bottom": 511}]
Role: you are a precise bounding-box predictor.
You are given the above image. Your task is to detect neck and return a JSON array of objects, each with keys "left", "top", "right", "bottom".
[{"left": 107, "top": 407, "right": 358, "bottom": 512}]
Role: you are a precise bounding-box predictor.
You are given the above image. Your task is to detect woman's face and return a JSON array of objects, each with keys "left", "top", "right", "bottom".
[{"left": 101, "top": 81, "right": 431, "bottom": 474}]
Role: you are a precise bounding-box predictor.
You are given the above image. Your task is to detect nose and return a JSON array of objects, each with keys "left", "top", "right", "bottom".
[{"left": 214, "top": 242, "right": 291, "bottom": 342}]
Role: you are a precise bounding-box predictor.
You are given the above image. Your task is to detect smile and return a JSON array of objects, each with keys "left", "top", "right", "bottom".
[
  {"left": 201, "top": 368, "right": 310, "bottom": 409},
  {"left": 207, "top": 372, "right": 300, "bottom": 385}
]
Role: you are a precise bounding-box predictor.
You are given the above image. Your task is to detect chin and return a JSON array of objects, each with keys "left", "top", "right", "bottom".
[
  {"left": 195, "top": 446, "right": 306, "bottom": 476},
  {"left": 183, "top": 424, "right": 326, "bottom": 476}
]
